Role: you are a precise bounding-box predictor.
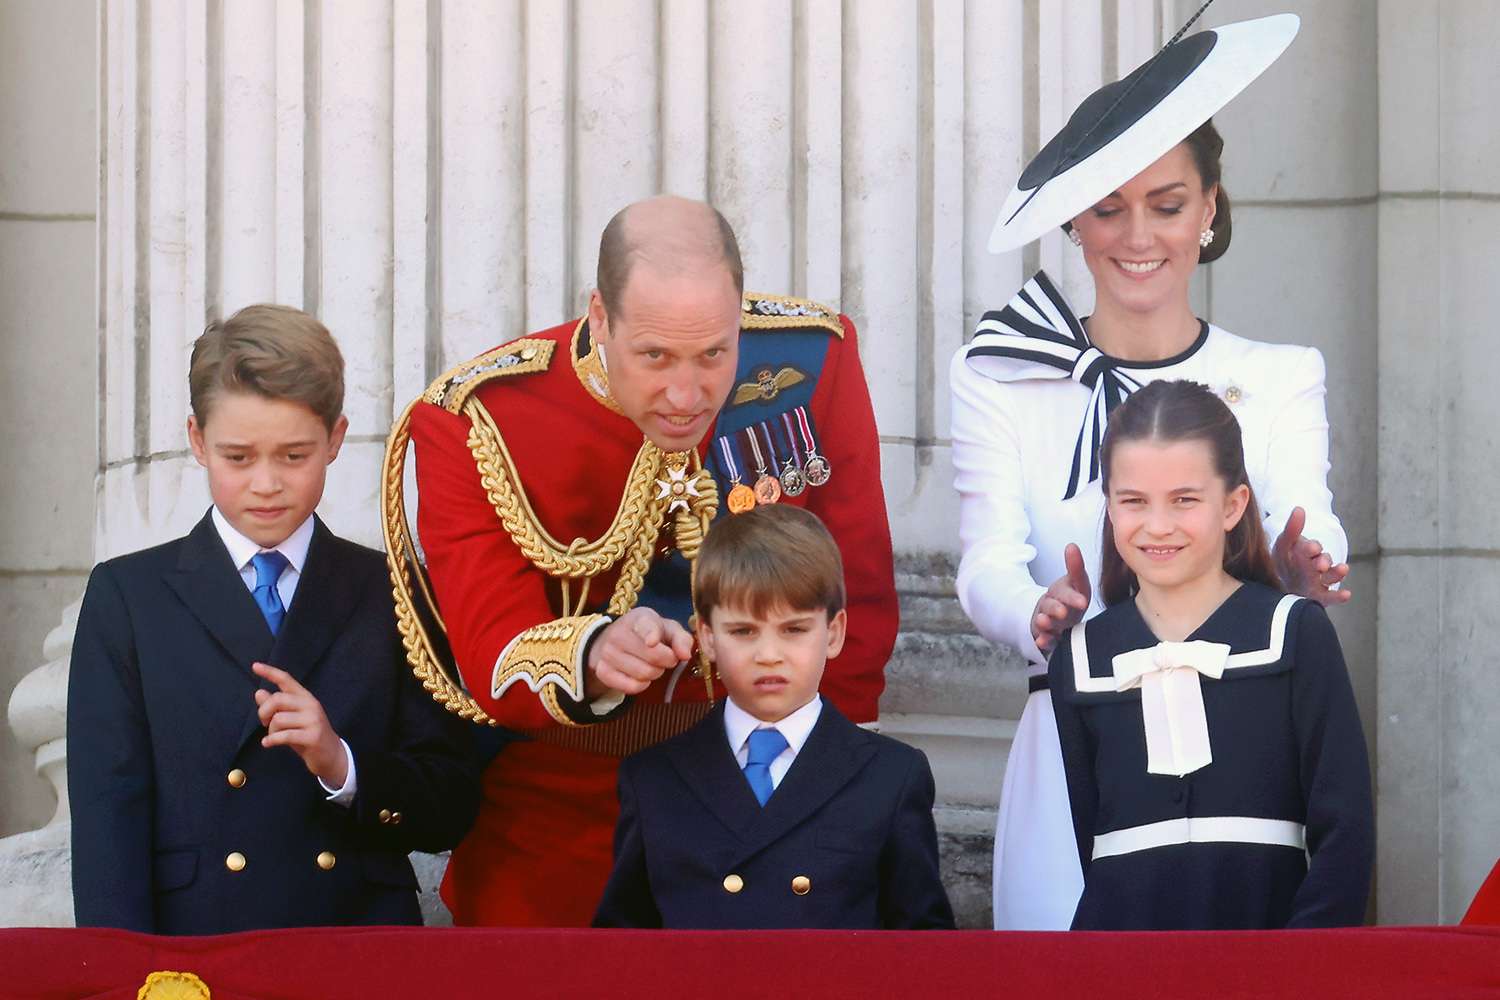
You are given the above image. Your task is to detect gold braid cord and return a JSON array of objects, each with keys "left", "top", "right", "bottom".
[
  {"left": 673, "top": 473, "right": 720, "bottom": 701},
  {"left": 463, "top": 397, "right": 668, "bottom": 585},
  {"left": 384, "top": 397, "right": 497, "bottom": 724},
  {"left": 465, "top": 398, "right": 721, "bottom": 724},
  {"left": 384, "top": 385, "right": 719, "bottom": 728}
]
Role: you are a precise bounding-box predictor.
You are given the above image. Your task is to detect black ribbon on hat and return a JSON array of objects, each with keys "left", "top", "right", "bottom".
[{"left": 965, "top": 271, "right": 1147, "bottom": 502}]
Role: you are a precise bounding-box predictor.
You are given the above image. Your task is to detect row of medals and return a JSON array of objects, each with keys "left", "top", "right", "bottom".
[{"left": 721, "top": 418, "right": 832, "bottom": 515}]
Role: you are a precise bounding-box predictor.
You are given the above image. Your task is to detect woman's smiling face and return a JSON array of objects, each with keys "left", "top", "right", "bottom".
[{"left": 1069, "top": 142, "right": 1217, "bottom": 319}]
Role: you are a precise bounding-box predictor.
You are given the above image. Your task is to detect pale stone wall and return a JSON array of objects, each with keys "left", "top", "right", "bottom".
[
  {"left": 0, "top": 0, "right": 97, "bottom": 839},
  {"left": 2, "top": 0, "right": 1498, "bottom": 928},
  {"left": 1374, "top": 0, "right": 1500, "bottom": 925}
]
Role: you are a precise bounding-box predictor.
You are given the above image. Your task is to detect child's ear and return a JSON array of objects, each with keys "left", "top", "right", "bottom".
[
  {"left": 695, "top": 613, "right": 715, "bottom": 662},
  {"left": 187, "top": 415, "right": 209, "bottom": 468},
  {"left": 1222, "top": 482, "right": 1250, "bottom": 532},
  {"left": 825, "top": 608, "right": 848, "bottom": 659},
  {"left": 325, "top": 414, "right": 350, "bottom": 463}
]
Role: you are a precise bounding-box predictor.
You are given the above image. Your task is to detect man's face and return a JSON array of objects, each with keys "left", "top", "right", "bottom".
[
  {"left": 187, "top": 391, "right": 347, "bottom": 548},
  {"left": 588, "top": 263, "right": 741, "bottom": 452}
]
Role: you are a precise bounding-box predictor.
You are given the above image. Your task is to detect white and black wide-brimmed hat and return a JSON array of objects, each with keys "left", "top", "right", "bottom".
[{"left": 987, "top": 12, "right": 1299, "bottom": 255}]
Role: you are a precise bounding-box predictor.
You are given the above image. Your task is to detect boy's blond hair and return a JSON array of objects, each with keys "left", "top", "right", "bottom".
[
  {"left": 693, "top": 505, "right": 846, "bottom": 622},
  {"left": 189, "top": 304, "right": 345, "bottom": 430}
]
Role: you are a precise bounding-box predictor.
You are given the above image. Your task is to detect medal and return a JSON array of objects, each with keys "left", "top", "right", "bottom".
[
  {"left": 744, "top": 426, "right": 781, "bottom": 505},
  {"left": 792, "top": 406, "right": 832, "bottom": 486},
  {"left": 728, "top": 483, "right": 757, "bottom": 514},
  {"left": 774, "top": 414, "right": 807, "bottom": 497},
  {"left": 717, "top": 435, "right": 757, "bottom": 514}
]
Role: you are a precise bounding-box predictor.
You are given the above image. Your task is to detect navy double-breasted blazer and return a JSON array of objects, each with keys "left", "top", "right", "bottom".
[
  {"left": 593, "top": 700, "right": 954, "bottom": 929},
  {"left": 67, "top": 512, "right": 479, "bottom": 934}
]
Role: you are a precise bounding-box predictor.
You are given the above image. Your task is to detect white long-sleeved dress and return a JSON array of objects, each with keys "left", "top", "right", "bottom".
[{"left": 950, "top": 313, "right": 1347, "bottom": 930}]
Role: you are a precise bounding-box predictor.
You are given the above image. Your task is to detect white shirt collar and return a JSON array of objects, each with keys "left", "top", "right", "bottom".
[
  {"left": 724, "top": 693, "right": 823, "bottom": 759},
  {"left": 210, "top": 506, "right": 316, "bottom": 575}
]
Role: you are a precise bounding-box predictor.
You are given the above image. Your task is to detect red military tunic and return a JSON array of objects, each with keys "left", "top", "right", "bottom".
[{"left": 407, "top": 303, "right": 897, "bottom": 926}]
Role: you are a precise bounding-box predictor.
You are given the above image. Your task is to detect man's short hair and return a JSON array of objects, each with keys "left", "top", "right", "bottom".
[
  {"left": 694, "top": 505, "right": 846, "bottom": 622},
  {"left": 189, "top": 304, "right": 345, "bottom": 430},
  {"left": 595, "top": 201, "right": 745, "bottom": 317}
]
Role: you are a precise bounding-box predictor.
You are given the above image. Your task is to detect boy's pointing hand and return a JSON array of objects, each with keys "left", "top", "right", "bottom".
[{"left": 253, "top": 661, "right": 349, "bottom": 788}]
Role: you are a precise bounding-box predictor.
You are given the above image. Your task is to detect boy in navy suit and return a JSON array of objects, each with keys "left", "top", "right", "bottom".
[
  {"left": 68, "top": 304, "right": 479, "bottom": 934},
  {"left": 593, "top": 505, "right": 953, "bottom": 929}
]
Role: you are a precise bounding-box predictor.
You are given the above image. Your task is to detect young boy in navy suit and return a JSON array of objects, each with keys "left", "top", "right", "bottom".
[
  {"left": 593, "top": 505, "right": 954, "bottom": 929},
  {"left": 68, "top": 304, "right": 479, "bottom": 934}
]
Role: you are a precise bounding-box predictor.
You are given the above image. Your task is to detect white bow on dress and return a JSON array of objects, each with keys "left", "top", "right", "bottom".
[{"left": 1112, "top": 640, "right": 1231, "bottom": 777}]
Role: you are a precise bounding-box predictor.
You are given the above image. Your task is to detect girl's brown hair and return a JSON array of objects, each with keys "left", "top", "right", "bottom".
[{"left": 1098, "top": 379, "right": 1281, "bottom": 605}]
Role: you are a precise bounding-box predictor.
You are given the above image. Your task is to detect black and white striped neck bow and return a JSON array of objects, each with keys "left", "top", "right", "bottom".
[{"left": 965, "top": 270, "right": 1144, "bottom": 501}]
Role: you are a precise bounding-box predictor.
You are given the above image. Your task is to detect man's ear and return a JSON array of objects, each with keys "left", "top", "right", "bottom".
[
  {"left": 587, "top": 289, "right": 609, "bottom": 342},
  {"left": 187, "top": 415, "right": 209, "bottom": 468},
  {"left": 825, "top": 608, "right": 848, "bottom": 659}
]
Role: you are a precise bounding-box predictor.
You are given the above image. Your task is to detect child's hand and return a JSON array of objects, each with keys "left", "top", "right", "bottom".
[
  {"left": 586, "top": 607, "right": 695, "bottom": 699},
  {"left": 1032, "top": 543, "right": 1091, "bottom": 654},
  {"left": 1272, "top": 507, "right": 1352, "bottom": 607},
  {"left": 251, "top": 662, "right": 349, "bottom": 787}
]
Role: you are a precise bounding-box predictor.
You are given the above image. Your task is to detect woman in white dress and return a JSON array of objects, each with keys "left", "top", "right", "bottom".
[{"left": 950, "top": 13, "right": 1352, "bottom": 929}]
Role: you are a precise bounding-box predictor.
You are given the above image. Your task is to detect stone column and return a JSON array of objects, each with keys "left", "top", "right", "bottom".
[
  {"left": 1376, "top": 0, "right": 1500, "bottom": 925},
  {"left": 0, "top": 0, "right": 97, "bottom": 840}
]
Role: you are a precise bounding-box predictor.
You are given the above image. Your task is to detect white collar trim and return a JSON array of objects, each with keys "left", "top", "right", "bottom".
[{"left": 1071, "top": 593, "right": 1302, "bottom": 694}]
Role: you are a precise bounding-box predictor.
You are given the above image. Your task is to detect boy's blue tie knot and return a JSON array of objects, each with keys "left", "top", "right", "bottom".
[
  {"left": 251, "top": 550, "right": 290, "bottom": 636},
  {"left": 743, "top": 727, "right": 790, "bottom": 807}
]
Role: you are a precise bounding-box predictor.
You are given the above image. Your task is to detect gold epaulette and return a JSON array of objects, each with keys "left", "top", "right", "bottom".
[
  {"left": 741, "top": 292, "right": 844, "bottom": 338},
  {"left": 420, "top": 337, "right": 556, "bottom": 414}
]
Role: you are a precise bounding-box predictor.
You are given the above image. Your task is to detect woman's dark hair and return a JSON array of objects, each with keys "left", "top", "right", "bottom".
[
  {"left": 1184, "top": 118, "right": 1231, "bottom": 263},
  {"left": 1060, "top": 117, "right": 1232, "bottom": 263},
  {"left": 1098, "top": 379, "right": 1280, "bottom": 605}
]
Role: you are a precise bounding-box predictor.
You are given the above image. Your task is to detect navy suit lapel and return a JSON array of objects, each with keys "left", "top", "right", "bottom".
[
  {"left": 233, "top": 517, "right": 363, "bottom": 751},
  {"left": 733, "top": 702, "right": 876, "bottom": 864},
  {"left": 665, "top": 703, "right": 764, "bottom": 839},
  {"left": 163, "top": 512, "right": 276, "bottom": 673},
  {"left": 268, "top": 518, "right": 361, "bottom": 687},
  {"left": 163, "top": 512, "right": 276, "bottom": 761}
]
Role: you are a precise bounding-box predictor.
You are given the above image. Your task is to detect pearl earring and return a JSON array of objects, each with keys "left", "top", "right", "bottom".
[
  {"left": 1198, "top": 228, "right": 1215, "bottom": 248},
  {"left": 1067, "top": 228, "right": 1083, "bottom": 247}
]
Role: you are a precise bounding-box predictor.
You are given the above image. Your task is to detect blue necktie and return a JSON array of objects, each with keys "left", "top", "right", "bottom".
[
  {"left": 251, "top": 550, "right": 289, "bottom": 636},
  {"left": 743, "top": 728, "right": 789, "bottom": 807}
]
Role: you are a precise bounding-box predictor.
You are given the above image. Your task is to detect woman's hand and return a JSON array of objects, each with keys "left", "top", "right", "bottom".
[
  {"left": 1032, "top": 543, "right": 1092, "bottom": 654},
  {"left": 1272, "top": 506, "right": 1352, "bottom": 607}
]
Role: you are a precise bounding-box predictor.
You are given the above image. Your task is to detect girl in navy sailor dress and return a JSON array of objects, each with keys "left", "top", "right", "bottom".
[{"left": 1049, "top": 380, "right": 1373, "bottom": 930}]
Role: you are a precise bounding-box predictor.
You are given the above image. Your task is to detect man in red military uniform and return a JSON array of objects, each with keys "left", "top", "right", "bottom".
[{"left": 386, "top": 196, "right": 897, "bottom": 925}]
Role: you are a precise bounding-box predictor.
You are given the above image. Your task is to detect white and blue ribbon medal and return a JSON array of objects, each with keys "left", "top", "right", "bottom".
[{"left": 718, "top": 433, "right": 758, "bottom": 514}]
